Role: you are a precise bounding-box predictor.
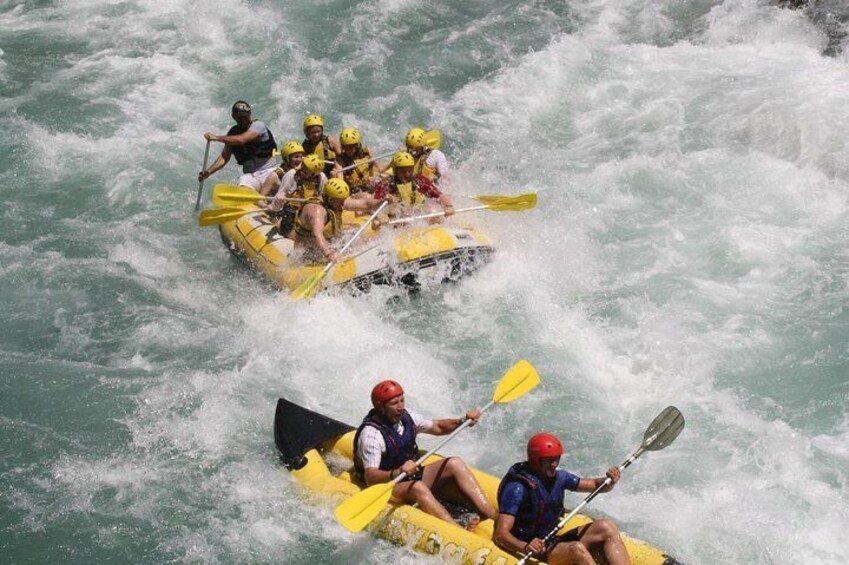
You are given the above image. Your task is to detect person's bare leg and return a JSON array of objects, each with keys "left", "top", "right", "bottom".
[
  {"left": 548, "top": 541, "right": 595, "bottom": 565},
  {"left": 421, "top": 457, "right": 497, "bottom": 519},
  {"left": 578, "top": 519, "right": 630, "bottom": 565},
  {"left": 391, "top": 480, "right": 456, "bottom": 524}
]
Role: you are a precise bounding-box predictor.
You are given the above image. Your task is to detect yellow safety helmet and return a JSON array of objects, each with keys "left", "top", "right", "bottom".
[
  {"left": 280, "top": 140, "right": 305, "bottom": 159},
  {"left": 405, "top": 127, "right": 426, "bottom": 149},
  {"left": 324, "top": 178, "right": 350, "bottom": 200},
  {"left": 339, "top": 127, "right": 362, "bottom": 146},
  {"left": 303, "top": 114, "right": 325, "bottom": 132},
  {"left": 392, "top": 151, "right": 415, "bottom": 169},
  {"left": 302, "top": 154, "right": 324, "bottom": 175}
]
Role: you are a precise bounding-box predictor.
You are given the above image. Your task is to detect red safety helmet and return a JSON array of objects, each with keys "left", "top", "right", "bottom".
[
  {"left": 527, "top": 433, "right": 564, "bottom": 470},
  {"left": 371, "top": 380, "right": 404, "bottom": 407}
]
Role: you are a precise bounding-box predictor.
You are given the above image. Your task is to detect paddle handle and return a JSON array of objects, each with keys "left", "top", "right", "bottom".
[
  {"left": 338, "top": 200, "right": 388, "bottom": 257},
  {"left": 387, "top": 205, "right": 487, "bottom": 225},
  {"left": 391, "top": 398, "right": 498, "bottom": 486},
  {"left": 319, "top": 200, "right": 389, "bottom": 276},
  {"left": 262, "top": 195, "right": 309, "bottom": 203},
  {"left": 338, "top": 150, "right": 396, "bottom": 173},
  {"left": 195, "top": 140, "right": 211, "bottom": 212},
  {"left": 517, "top": 446, "right": 646, "bottom": 565}
]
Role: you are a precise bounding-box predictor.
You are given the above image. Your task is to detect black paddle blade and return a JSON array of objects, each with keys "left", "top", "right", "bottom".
[
  {"left": 273, "top": 398, "right": 355, "bottom": 469},
  {"left": 642, "top": 406, "right": 685, "bottom": 451}
]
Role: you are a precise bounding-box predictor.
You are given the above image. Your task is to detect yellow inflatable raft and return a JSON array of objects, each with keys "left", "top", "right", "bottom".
[
  {"left": 274, "top": 398, "right": 681, "bottom": 565},
  {"left": 217, "top": 205, "right": 494, "bottom": 293}
]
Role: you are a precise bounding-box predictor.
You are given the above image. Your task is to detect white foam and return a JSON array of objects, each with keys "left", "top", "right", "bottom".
[{"left": 6, "top": 0, "right": 849, "bottom": 563}]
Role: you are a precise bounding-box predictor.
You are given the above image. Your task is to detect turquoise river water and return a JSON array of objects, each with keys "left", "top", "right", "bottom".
[{"left": 1, "top": 1, "right": 847, "bottom": 563}]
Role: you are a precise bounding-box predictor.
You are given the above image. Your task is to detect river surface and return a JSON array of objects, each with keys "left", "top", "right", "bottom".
[{"left": 1, "top": 1, "right": 847, "bottom": 563}]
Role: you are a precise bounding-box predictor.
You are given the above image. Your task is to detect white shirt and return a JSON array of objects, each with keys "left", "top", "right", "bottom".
[
  {"left": 425, "top": 149, "right": 450, "bottom": 180},
  {"left": 356, "top": 410, "right": 433, "bottom": 470}
]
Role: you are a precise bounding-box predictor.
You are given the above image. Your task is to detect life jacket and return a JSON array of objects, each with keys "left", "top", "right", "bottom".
[
  {"left": 266, "top": 165, "right": 291, "bottom": 197},
  {"left": 353, "top": 409, "right": 419, "bottom": 480},
  {"left": 497, "top": 462, "right": 569, "bottom": 543},
  {"left": 392, "top": 178, "right": 426, "bottom": 206},
  {"left": 338, "top": 147, "right": 374, "bottom": 191},
  {"left": 303, "top": 135, "right": 336, "bottom": 176},
  {"left": 413, "top": 150, "right": 438, "bottom": 181},
  {"left": 293, "top": 198, "right": 342, "bottom": 239},
  {"left": 227, "top": 121, "right": 277, "bottom": 167},
  {"left": 288, "top": 172, "right": 322, "bottom": 207}
]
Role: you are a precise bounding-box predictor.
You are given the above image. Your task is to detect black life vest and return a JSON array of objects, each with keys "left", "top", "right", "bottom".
[
  {"left": 227, "top": 121, "right": 277, "bottom": 166},
  {"left": 353, "top": 409, "right": 418, "bottom": 480}
]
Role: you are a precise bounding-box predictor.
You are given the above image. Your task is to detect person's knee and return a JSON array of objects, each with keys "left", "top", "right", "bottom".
[
  {"left": 408, "top": 481, "right": 435, "bottom": 501},
  {"left": 591, "top": 518, "right": 621, "bottom": 540},
  {"left": 444, "top": 456, "right": 468, "bottom": 473},
  {"left": 551, "top": 541, "right": 592, "bottom": 564}
]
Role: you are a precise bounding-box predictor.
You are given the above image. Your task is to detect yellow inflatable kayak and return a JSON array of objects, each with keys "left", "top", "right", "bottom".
[
  {"left": 274, "top": 398, "right": 681, "bottom": 565},
  {"left": 217, "top": 204, "right": 494, "bottom": 293}
]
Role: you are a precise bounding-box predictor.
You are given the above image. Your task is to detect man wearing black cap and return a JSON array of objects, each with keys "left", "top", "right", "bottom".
[{"left": 198, "top": 101, "right": 278, "bottom": 190}]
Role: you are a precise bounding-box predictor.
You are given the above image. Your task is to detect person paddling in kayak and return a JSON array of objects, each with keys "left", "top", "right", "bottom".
[
  {"left": 354, "top": 380, "right": 498, "bottom": 530},
  {"left": 493, "top": 433, "right": 629, "bottom": 565},
  {"left": 198, "top": 101, "right": 278, "bottom": 190},
  {"left": 370, "top": 151, "right": 454, "bottom": 226},
  {"left": 278, "top": 178, "right": 386, "bottom": 262}
]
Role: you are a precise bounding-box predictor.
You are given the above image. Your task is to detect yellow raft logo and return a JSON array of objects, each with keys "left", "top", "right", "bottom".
[{"left": 377, "top": 510, "right": 509, "bottom": 565}]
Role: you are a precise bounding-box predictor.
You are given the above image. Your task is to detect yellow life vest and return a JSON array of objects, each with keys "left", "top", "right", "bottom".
[
  {"left": 396, "top": 181, "right": 426, "bottom": 206},
  {"left": 293, "top": 199, "right": 342, "bottom": 239},
  {"left": 289, "top": 175, "right": 321, "bottom": 206},
  {"left": 303, "top": 136, "right": 336, "bottom": 175},
  {"left": 413, "top": 151, "right": 438, "bottom": 181},
  {"left": 339, "top": 147, "right": 374, "bottom": 191}
]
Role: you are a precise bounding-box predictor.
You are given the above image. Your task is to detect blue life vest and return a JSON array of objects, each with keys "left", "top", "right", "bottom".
[
  {"left": 227, "top": 121, "right": 277, "bottom": 166},
  {"left": 497, "top": 462, "right": 572, "bottom": 542},
  {"left": 353, "top": 409, "right": 418, "bottom": 479}
]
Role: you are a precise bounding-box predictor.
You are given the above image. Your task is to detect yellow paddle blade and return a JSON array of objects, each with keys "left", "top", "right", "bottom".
[
  {"left": 198, "top": 206, "right": 259, "bottom": 227},
  {"left": 212, "top": 184, "right": 265, "bottom": 206},
  {"left": 474, "top": 192, "right": 537, "bottom": 211},
  {"left": 290, "top": 272, "right": 325, "bottom": 301},
  {"left": 493, "top": 360, "right": 540, "bottom": 403},
  {"left": 334, "top": 482, "right": 394, "bottom": 533},
  {"left": 424, "top": 129, "right": 441, "bottom": 150}
]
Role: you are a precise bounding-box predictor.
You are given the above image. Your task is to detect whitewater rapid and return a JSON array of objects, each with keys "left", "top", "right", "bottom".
[{"left": 1, "top": 1, "right": 847, "bottom": 563}]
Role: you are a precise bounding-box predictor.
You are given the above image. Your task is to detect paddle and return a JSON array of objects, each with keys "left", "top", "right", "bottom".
[
  {"left": 211, "top": 184, "right": 310, "bottom": 207},
  {"left": 423, "top": 128, "right": 441, "bottom": 150},
  {"left": 194, "top": 140, "right": 211, "bottom": 212},
  {"left": 386, "top": 193, "right": 537, "bottom": 225},
  {"left": 338, "top": 151, "right": 395, "bottom": 173},
  {"left": 516, "top": 406, "right": 685, "bottom": 565},
  {"left": 334, "top": 359, "right": 541, "bottom": 533},
  {"left": 290, "top": 200, "right": 390, "bottom": 301},
  {"left": 198, "top": 200, "right": 311, "bottom": 228},
  {"left": 198, "top": 206, "right": 265, "bottom": 227}
]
